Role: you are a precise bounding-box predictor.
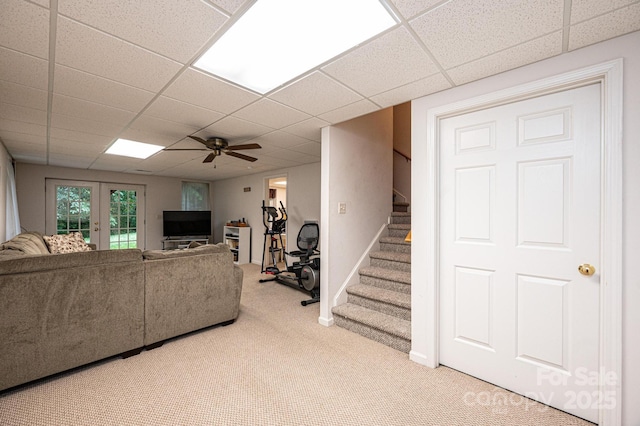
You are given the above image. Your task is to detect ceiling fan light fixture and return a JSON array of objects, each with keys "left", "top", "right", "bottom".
[{"left": 194, "top": 0, "right": 397, "bottom": 94}]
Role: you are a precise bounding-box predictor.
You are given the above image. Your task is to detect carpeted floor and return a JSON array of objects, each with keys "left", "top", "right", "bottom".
[{"left": 0, "top": 264, "right": 592, "bottom": 425}]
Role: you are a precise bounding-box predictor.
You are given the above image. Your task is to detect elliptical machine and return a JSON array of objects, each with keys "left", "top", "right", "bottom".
[{"left": 259, "top": 201, "right": 320, "bottom": 306}]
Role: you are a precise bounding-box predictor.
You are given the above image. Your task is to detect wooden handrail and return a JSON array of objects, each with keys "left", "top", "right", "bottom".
[{"left": 393, "top": 148, "right": 411, "bottom": 162}]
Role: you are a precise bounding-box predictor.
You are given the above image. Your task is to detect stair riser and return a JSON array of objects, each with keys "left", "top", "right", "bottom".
[
  {"left": 388, "top": 228, "right": 411, "bottom": 238},
  {"left": 333, "top": 315, "right": 411, "bottom": 353},
  {"left": 347, "top": 294, "right": 411, "bottom": 321},
  {"left": 370, "top": 258, "right": 411, "bottom": 273},
  {"left": 390, "top": 216, "right": 411, "bottom": 225},
  {"left": 379, "top": 242, "right": 411, "bottom": 254},
  {"left": 359, "top": 275, "right": 411, "bottom": 294}
]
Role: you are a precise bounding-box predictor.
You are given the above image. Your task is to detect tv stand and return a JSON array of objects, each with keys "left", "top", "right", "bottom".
[{"left": 162, "top": 236, "right": 209, "bottom": 250}]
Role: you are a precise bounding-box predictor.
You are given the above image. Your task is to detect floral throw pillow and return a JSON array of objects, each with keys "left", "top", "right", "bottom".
[{"left": 43, "top": 232, "right": 92, "bottom": 254}]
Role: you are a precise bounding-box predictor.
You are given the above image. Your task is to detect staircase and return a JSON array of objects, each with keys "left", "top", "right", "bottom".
[{"left": 332, "top": 211, "right": 411, "bottom": 353}]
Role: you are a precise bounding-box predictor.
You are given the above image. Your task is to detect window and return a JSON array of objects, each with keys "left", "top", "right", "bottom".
[{"left": 182, "top": 182, "right": 210, "bottom": 211}]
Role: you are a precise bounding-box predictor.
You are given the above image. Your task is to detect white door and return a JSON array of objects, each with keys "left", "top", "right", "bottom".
[{"left": 439, "top": 84, "right": 602, "bottom": 422}]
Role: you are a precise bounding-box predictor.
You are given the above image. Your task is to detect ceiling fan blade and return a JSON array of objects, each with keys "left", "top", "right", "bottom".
[
  {"left": 225, "top": 143, "right": 262, "bottom": 151},
  {"left": 188, "top": 135, "right": 208, "bottom": 145},
  {"left": 163, "top": 148, "right": 209, "bottom": 151},
  {"left": 203, "top": 153, "right": 217, "bottom": 163},
  {"left": 225, "top": 151, "right": 258, "bottom": 162}
]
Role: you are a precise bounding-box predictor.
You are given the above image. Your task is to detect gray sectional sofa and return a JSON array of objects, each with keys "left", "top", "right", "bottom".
[{"left": 0, "top": 232, "right": 243, "bottom": 392}]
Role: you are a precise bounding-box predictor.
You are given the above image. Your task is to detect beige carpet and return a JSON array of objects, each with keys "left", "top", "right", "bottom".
[{"left": 0, "top": 264, "right": 592, "bottom": 425}]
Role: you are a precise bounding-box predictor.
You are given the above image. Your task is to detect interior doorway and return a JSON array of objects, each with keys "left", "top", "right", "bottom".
[{"left": 263, "top": 176, "right": 287, "bottom": 266}]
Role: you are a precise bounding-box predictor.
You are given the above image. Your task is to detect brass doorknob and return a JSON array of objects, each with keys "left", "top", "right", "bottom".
[{"left": 578, "top": 264, "right": 596, "bottom": 276}]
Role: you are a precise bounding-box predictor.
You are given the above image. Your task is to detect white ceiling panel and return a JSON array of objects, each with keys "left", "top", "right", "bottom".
[
  {"left": 141, "top": 150, "right": 206, "bottom": 171},
  {"left": 0, "top": 80, "right": 47, "bottom": 111},
  {"left": 209, "top": 0, "right": 247, "bottom": 15},
  {"left": 447, "top": 32, "right": 563, "bottom": 85},
  {"left": 90, "top": 155, "right": 144, "bottom": 172},
  {"left": 568, "top": 3, "right": 640, "bottom": 51},
  {"left": 411, "top": 0, "right": 564, "bottom": 69},
  {"left": 118, "top": 128, "right": 183, "bottom": 148},
  {"left": 281, "top": 118, "right": 328, "bottom": 142},
  {"left": 48, "top": 153, "right": 95, "bottom": 169},
  {"left": 233, "top": 99, "right": 311, "bottom": 129},
  {"left": 49, "top": 138, "right": 105, "bottom": 155},
  {"left": 58, "top": 0, "right": 227, "bottom": 64},
  {"left": 322, "top": 27, "right": 439, "bottom": 97},
  {"left": 0, "top": 131, "right": 45, "bottom": 147},
  {"left": 129, "top": 115, "right": 201, "bottom": 142},
  {"left": 370, "top": 72, "right": 451, "bottom": 108},
  {"left": 318, "top": 99, "right": 380, "bottom": 125},
  {"left": 196, "top": 116, "right": 273, "bottom": 143},
  {"left": 0, "top": 102, "right": 47, "bottom": 126},
  {"left": 163, "top": 68, "right": 260, "bottom": 114},
  {"left": 389, "top": 0, "right": 443, "bottom": 20},
  {"left": 252, "top": 130, "right": 313, "bottom": 151},
  {"left": 52, "top": 94, "right": 135, "bottom": 126},
  {"left": 289, "top": 142, "right": 322, "bottom": 157},
  {"left": 55, "top": 17, "right": 182, "bottom": 92},
  {"left": 271, "top": 72, "right": 363, "bottom": 116},
  {"left": 53, "top": 65, "right": 155, "bottom": 113},
  {"left": 0, "top": 46, "right": 49, "bottom": 90},
  {"left": 0, "top": 0, "right": 49, "bottom": 59},
  {"left": 51, "top": 113, "right": 124, "bottom": 138},
  {"left": 144, "top": 96, "right": 225, "bottom": 130},
  {"left": 0, "top": 119, "right": 46, "bottom": 137},
  {"left": 571, "top": 0, "right": 638, "bottom": 23},
  {"left": 49, "top": 127, "right": 113, "bottom": 147}
]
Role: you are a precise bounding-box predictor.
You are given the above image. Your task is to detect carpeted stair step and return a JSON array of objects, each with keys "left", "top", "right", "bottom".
[
  {"left": 379, "top": 236, "right": 411, "bottom": 254},
  {"left": 346, "top": 284, "right": 411, "bottom": 321},
  {"left": 390, "top": 212, "right": 411, "bottom": 225},
  {"left": 369, "top": 251, "right": 411, "bottom": 273},
  {"left": 392, "top": 201, "right": 409, "bottom": 213},
  {"left": 388, "top": 223, "right": 411, "bottom": 238},
  {"left": 332, "top": 303, "right": 411, "bottom": 353},
  {"left": 359, "top": 266, "right": 411, "bottom": 294}
]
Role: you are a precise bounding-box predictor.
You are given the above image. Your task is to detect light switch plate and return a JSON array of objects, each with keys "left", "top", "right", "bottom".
[{"left": 338, "top": 202, "right": 346, "bottom": 214}]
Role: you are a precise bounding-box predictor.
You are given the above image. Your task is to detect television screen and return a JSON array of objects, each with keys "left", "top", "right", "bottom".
[{"left": 163, "top": 210, "right": 211, "bottom": 237}]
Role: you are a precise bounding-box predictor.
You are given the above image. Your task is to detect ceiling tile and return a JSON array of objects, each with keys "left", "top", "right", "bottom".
[
  {"left": 370, "top": 73, "right": 451, "bottom": 108},
  {"left": 251, "top": 130, "right": 313, "bottom": 151},
  {"left": 196, "top": 116, "right": 273, "bottom": 144},
  {"left": 49, "top": 127, "right": 113, "bottom": 148},
  {"left": 141, "top": 150, "right": 206, "bottom": 171},
  {"left": 0, "top": 118, "right": 46, "bottom": 137},
  {"left": 447, "top": 32, "right": 562, "bottom": 85},
  {"left": 48, "top": 153, "right": 95, "bottom": 169},
  {"left": 569, "top": 3, "right": 640, "bottom": 51},
  {"left": 0, "top": 80, "right": 47, "bottom": 111},
  {"left": 144, "top": 96, "right": 224, "bottom": 130},
  {"left": 55, "top": 17, "right": 182, "bottom": 92},
  {"left": 53, "top": 65, "right": 155, "bottom": 113},
  {"left": 281, "top": 118, "right": 329, "bottom": 142},
  {"left": 119, "top": 127, "right": 184, "bottom": 147},
  {"left": 30, "top": 0, "right": 50, "bottom": 8},
  {"left": 290, "top": 142, "right": 322, "bottom": 157},
  {"left": 90, "top": 155, "right": 144, "bottom": 172},
  {"left": 318, "top": 99, "right": 380, "bottom": 124},
  {"left": 0, "top": 0, "right": 49, "bottom": 59},
  {"left": 0, "top": 46, "right": 49, "bottom": 90},
  {"left": 0, "top": 131, "right": 45, "bottom": 148},
  {"left": 411, "top": 0, "right": 564, "bottom": 69},
  {"left": 163, "top": 68, "right": 260, "bottom": 114},
  {"left": 208, "top": 0, "right": 246, "bottom": 14},
  {"left": 570, "top": 0, "right": 638, "bottom": 23},
  {"left": 52, "top": 94, "right": 135, "bottom": 126},
  {"left": 51, "top": 113, "right": 124, "bottom": 138},
  {"left": 129, "top": 115, "right": 201, "bottom": 142},
  {"left": 233, "top": 99, "right": 311, "bottom": 129},
  {"left": 49, "top": 138, "right": 106, "bottom": 155},
  {"left": 270, "top": 72, "right": 363, "bottom": 116},
  {"left": 58, "top": 0, "right": 227, "bottom": 63},
  {"left": 0, "top": 102, "right": 47, "bottom": 126},
  {"left": 322, "top": 27, "right": 439, "bottom": 97},
  {"left": 389, "top": 0, "right": 444, "bottom": 20}
]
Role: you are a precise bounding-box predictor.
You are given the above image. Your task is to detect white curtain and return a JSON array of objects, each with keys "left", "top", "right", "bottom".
[
  {"left": 5, "top": 158, "right": 20, "bottom": 239},
  {"left": 181, "top": 182, "right": 210, "bottom": 211}
]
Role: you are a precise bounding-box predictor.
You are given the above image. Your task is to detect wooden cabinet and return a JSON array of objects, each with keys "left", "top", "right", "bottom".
[{"left": 223, "top": 226, "right": 251, "bottom": 264}]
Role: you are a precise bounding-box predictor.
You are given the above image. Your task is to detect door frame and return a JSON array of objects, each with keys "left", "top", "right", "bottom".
[{"left": 411, "top": 59, "right": 623, "bottom": 425}]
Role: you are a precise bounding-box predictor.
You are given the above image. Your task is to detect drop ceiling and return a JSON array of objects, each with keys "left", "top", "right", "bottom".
[{"left": 1, "top": 0, "right": 638, "bottom": 181}]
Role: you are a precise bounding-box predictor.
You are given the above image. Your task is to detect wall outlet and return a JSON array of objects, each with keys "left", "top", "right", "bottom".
[{"left": 338, "top": 202, "right": 347, "bottom": 214}]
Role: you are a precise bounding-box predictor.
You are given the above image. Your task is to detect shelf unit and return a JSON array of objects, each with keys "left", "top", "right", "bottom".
[
  {"left": 162, "top": 237, "right": 209, "bottom": 250},
  {"left": 223, "top": 226, "right": 251, "bottom": 264}
]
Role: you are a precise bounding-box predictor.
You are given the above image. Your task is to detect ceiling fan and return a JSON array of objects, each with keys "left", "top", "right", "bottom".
[{"left": 164, "top": 136, "right": 261, "bottom": 164}]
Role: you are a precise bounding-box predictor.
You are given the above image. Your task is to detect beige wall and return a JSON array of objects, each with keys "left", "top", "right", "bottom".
[
  {"left": 14, "top": 163, "right": 209, "bottom": 250},
  {"left": 211, "top": 162, "right": 321, "bottom": 265}
]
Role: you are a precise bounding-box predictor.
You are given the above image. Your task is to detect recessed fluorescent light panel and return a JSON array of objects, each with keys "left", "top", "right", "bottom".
[
  {"left": 194, "top": 0, "right": 397, "bottom": 94},
  {"left": 106, "top": 139, "right": 164, "bottom": 159}
]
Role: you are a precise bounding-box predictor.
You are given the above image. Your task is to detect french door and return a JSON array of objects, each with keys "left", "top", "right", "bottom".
[{"left": 45, "top": 180, "right": 145, "bottom": 250}]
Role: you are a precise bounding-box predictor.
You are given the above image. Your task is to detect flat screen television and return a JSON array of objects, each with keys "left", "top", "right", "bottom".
[{"left": 163, "top": 210, "right": 211, "bottom": 238}]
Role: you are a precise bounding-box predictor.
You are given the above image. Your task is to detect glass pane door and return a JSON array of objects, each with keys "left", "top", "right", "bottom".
[
  {"left": 46, "top": 180, "right": 100, "bottom": 244},
  {"left": 100, "top": 183, "right": 145, "bottom": 250}
]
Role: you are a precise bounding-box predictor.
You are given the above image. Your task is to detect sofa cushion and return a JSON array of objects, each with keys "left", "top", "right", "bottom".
[
  {"left": 0, "top": 231, "right": 50, "bottom": 255},
  {"left": 43, "top": 232, "right": 92, "bottom": 254},
  {"left": 142, "top": 243, "right": 230, "bottom": 260}
]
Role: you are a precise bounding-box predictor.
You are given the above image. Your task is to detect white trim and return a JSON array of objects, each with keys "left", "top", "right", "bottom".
[
  {"left": 319, "top": 126, "right": 332, "bottom": 327},
  {"left": 332, "top": 221, "right": 387, "bottom": 307},
  {"left": 416, "top": 59, "right": 623, "bottom": 425}
]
